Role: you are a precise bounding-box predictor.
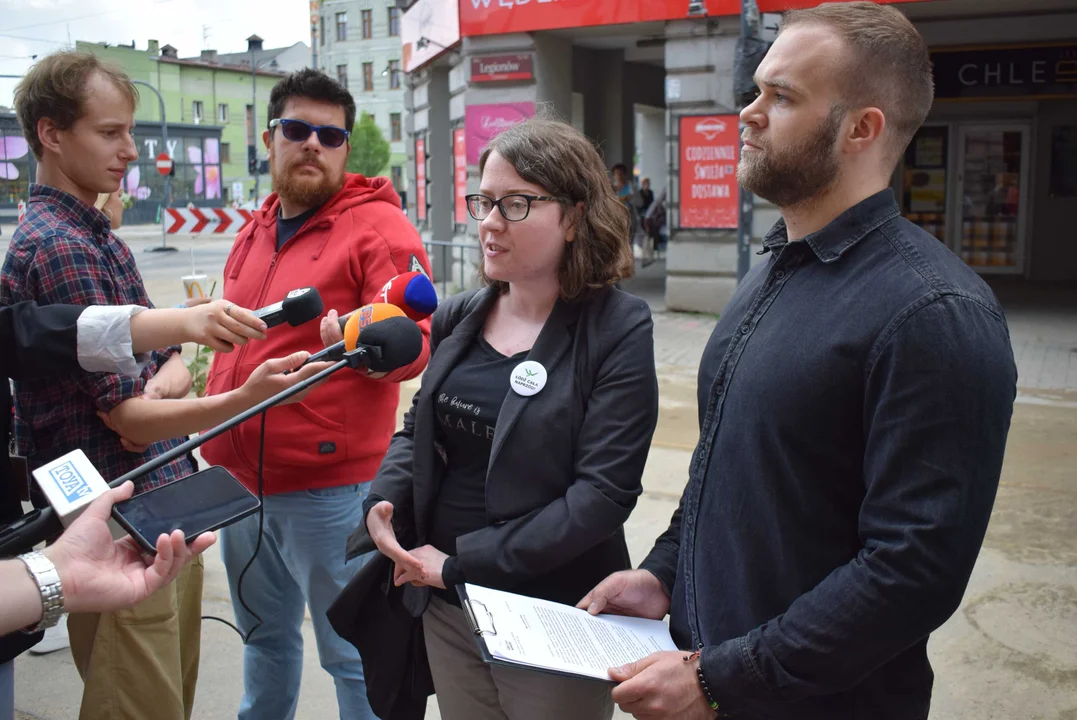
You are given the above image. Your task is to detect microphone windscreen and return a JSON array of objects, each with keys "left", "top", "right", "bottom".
[
  {"left": 357, "top": 316, "right": 423, "bottom": 373},
  {"left": 379, "top": 271, "right": 438, "bottom": 321},
  {"left": 281, "top": 288, "right": 324, "bottom": 326},
  {"left": 342, "top": 303, "right": 406, "bottom": 351}
]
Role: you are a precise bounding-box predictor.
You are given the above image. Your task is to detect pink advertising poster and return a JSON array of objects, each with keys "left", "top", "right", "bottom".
[
  {"left": 453, "top": 128, "right": 468, "bottom": 225},
  {"left": 464, "top": 102, "right": 535, "bottom": 165}
]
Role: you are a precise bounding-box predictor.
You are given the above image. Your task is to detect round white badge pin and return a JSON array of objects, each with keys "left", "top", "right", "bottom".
[{"left": 510, "top": 361, "right": 547, "bottom": 397}]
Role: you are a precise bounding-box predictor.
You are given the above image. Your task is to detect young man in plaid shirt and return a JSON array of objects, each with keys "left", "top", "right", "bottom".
[{"left": 0, "top": 51, "right": 329, "bottom": 720}]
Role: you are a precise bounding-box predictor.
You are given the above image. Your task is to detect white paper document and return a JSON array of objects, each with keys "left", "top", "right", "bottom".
[{"left": 461, "top": 583, "right": 679, "bottom": 682}]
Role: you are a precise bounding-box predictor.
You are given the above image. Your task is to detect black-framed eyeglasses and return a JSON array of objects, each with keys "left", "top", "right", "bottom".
[
  {"left": 465, "top": 194, "right": 562, "bottom": 222},
  {"left": 268, "top": 118, "right": 350, "bottom": 149}
]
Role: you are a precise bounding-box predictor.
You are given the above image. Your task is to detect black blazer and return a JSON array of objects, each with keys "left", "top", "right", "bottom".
[
  {"left": 329, "top": 285, "right": 658, "bottom": 718},
  {"left": 352, "top": 284, "right": 658, "bottom": 605}
]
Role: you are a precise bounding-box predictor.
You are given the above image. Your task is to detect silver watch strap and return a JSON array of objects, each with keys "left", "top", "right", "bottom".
[{"left": 18, "top": 551, "right": 65, "bottom": 633}]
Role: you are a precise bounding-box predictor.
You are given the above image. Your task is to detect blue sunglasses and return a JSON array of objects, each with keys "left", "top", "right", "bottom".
[{"left": 268, "top": 118, "right": 350, "bottom": 148}]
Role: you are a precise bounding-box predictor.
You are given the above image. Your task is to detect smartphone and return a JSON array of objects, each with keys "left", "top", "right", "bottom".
[{"left": 112, "top": 466, "right": 261, "bottom": 554}]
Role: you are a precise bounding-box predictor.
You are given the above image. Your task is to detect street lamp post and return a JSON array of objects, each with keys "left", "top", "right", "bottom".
[
  {"left": 131, "top": 79, "right": 177, "bottom": 252},
  {"left": 249, "top": 49, "right": 280, "bottom": 205},
  {"left": 251, "top": 47, "right": 260, "bottom": 204},
  {"left": 734, "top": 0, "right": 767, "bottom": 281}
]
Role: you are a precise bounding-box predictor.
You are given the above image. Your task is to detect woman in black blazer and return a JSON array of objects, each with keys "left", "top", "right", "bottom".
[{"left": 342, "top": 117, "right": 659, "bottom": 720}]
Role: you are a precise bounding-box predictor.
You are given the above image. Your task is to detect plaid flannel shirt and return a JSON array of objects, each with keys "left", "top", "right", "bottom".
[{"left": 0, "top": 184, "right": 193, "bottom": 493}]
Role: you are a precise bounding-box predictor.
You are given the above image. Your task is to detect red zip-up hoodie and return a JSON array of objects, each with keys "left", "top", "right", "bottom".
[{"left": 201, "top": 175, "right": 432, "bottom": 495}]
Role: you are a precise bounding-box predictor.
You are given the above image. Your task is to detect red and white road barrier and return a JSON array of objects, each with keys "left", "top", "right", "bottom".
[{"left": 165, "top": 208, "right": 254, "bottom": 234}]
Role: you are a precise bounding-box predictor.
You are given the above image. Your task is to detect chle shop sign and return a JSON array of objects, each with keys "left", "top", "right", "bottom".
[{"left": 932, "top": 43, "right": 1077, "bottom": 100}]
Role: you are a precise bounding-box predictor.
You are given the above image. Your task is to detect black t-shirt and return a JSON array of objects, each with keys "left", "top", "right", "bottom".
[
  {"left": 428, "top": 333, "right": 527, "bottom": 603},
  {"left": 276, "top": 206, "right": 318, "bottom": 249}
]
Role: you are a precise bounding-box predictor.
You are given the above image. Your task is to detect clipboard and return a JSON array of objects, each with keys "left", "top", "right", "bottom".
[
  {"left": 454, "top": 581, "right": 672, "bottom": 684},
  {"left": 456, "top": 584, "right": 616, "bottom": 684}
]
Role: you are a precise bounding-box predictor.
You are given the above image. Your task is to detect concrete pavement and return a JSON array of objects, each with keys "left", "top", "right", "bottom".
[{"left": 3, "top": 227, "right": 1076, "bottom": 719}]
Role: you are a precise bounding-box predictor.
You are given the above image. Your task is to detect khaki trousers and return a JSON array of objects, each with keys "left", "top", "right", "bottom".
[
  {"left": 68, "top": 555, "right": 204, "bottom": 720},
  {"left": 423, "top": 595, "right": 614, "bottom": 720}
]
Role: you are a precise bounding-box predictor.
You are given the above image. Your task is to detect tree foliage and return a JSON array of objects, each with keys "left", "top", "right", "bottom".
[{"left": 346, "top": 112, "right": 391, "bottom": 177}]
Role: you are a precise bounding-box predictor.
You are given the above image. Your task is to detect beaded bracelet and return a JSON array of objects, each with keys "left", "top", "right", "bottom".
[
  {"left": 684, "top": 650, "right": 721, "bottom": 715},
  {"left": 697, "top": 664, "right": 721, "bottom": 714}
]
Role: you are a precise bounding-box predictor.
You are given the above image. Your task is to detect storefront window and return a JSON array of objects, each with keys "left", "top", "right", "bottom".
[
  {"left": 958, "top": 128, "right": 1025, "bottom": 270},
  {"left": 183, "top": 136, "right": 222, "bottom": 201},
  {"left": 0, "top": 131, "right": 33, "bottom": 206},
  {"left": 116, "top": 130, "right": 223, "bottom": 222},
  {"left": 138, "top": 166, "right": 166, "bottom": 205},
  {"left": 203, "top": 138, "right": 222, "bottom": 200},
  {"left": 902, "top": 126, "right": 949, "bottom": 244},
  {"left": 174, "top": 163, "right": 201, "bottom": 205}
]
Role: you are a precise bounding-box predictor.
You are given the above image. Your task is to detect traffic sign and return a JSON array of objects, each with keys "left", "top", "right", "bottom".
[
  {"left": 165, "top": 207, "right": 254, "bottom": 234},
  {"left": 156, "top": 153, "right": 173, "bottom": 176}
]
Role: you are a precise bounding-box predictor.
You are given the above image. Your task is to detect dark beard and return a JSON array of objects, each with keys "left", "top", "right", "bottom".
[
  {"left": 737, "top": 105, "right": 844, "bottom": 209},
  {"left": 272, "top": 157, "right": 345, "bottom": 209}
]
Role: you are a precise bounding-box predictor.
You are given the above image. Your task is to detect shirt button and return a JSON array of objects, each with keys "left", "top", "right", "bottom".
[
  {"left": 715, "top": 384, "right": 724, "bottom": 395},
  {"left": 741, "top": 323, "right": 751, "bottom": 334},
  {"left": 775, "top": 270, "right": 786, "bottom": 280}
]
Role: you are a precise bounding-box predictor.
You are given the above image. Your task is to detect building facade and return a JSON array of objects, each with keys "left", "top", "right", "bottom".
[
  {"left": 401, "top": 0, "right": 1077, "bottom": 312},
  {"left": 314, "top": 0, "right": 409, "bottom": 196}
]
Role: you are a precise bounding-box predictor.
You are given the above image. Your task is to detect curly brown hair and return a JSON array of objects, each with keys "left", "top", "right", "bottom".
[
  {"left": 14, "top": 50, "right": 138, "bottom": 160},
  {"left": 478, "top": 117, "right": 634, "bottom": 300}
]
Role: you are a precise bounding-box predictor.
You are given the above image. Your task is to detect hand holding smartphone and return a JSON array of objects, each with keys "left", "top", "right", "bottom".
[{"left": 111, "top": 466, "right": 261, "bottom": 554}]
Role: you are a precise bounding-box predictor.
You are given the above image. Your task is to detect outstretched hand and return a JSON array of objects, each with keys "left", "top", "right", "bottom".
[{"left": 43, "top": 482, "right": 216, "bottom": 614}]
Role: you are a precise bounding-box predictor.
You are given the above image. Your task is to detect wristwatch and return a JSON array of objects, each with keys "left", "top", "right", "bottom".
[{"left": 18, "top": 551, "right": 65, "bottom": 633}]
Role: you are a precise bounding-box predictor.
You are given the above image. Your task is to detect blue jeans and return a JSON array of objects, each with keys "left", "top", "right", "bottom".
[
  {"left": 220, "top": 482, "right": 376, "bottom": 720},
  {"left": 1, "top": 661, "right": 12, "bottom": 720}
]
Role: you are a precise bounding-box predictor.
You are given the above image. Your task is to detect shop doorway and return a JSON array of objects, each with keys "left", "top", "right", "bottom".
[
  {"left": 955, "top": 124, "right": 1031, "bottom": 273},
  {"left": 902, "top": 122, "right": 1032, "bottom": 274}
]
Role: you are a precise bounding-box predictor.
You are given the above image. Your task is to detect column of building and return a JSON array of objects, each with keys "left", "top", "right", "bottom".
[{"left": 662, "top": 17, "right": 774, "bottom": 314}]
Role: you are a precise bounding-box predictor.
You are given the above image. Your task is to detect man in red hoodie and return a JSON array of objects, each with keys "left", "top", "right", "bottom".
[{"left": 200, "top": 69, "right": 431, "bottom": 720}]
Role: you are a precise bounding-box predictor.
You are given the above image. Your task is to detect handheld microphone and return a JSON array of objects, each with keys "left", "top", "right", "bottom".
[
  {"left": 251, "top": 287, "right": 324, "bottom": 328},
  {"left": 299, "top": 303, "right": 405, "bottom": 368},
  {"left": 0, "top": 450, "right": 127, "bottom": 556},
  {"left": 337, "top": 272, "right": 438, "bottom": 329},
  {"left": 376, "top": 271, "right": 438, "bottom": 322},
  {"left": 0, "top": 317, "right": 425, "bottom": 555},
  {"left": 357, "top": 315, "right": 424, "bottom": 373}
]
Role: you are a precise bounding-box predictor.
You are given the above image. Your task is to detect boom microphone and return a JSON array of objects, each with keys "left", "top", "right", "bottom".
[
  {"left": 338, "top": 272, "right": 437, "bottom": 329},
  {"left": 251, "top": 287, "right": 324, "bottom": 328}
]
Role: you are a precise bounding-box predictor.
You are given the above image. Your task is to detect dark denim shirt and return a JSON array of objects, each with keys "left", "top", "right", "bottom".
[{"left": 641, "top": 189, "right": 1017, "bottom": 719}]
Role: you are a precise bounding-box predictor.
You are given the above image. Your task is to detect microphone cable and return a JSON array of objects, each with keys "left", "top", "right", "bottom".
[{"left": 200, "top": 410, "right": 267, "bottom": 643}]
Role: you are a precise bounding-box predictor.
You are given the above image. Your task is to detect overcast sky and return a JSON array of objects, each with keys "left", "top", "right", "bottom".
[{"left": 0, "top": 0, "right": 310, "bottom": 109}]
